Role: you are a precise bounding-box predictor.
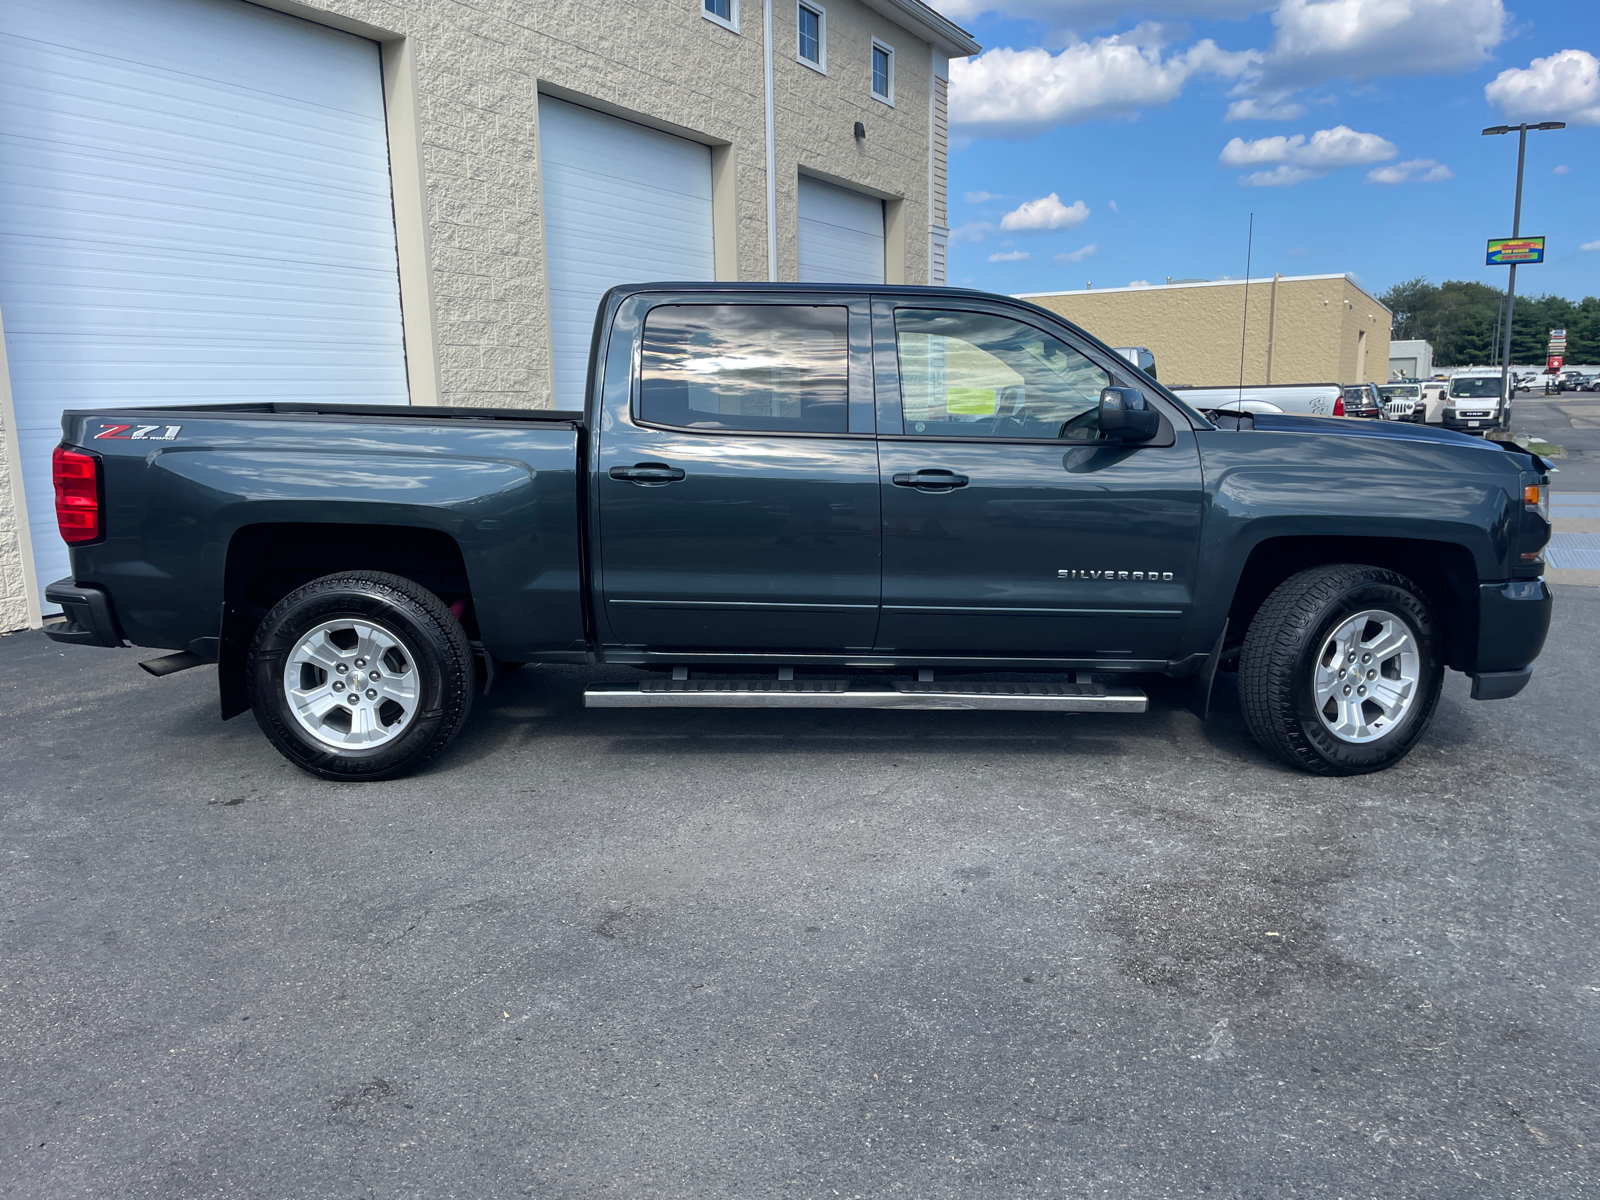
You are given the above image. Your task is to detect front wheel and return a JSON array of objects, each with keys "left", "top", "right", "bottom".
[
  {"left": 247, "top": 572, "right": 475, "bottom": 781},
  {"left": 1239, "top": 565, "right": 1443, "bottom": 775}
]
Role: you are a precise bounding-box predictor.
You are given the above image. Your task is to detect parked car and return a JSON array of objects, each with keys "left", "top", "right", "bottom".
[
  {"left": 1168, "top": 383, "right": 1342, "bottom": 417},
  {"left": 1379, "top": 383, "right": 1426, "bottom": 423},
  {"left": 1340, "top": 382, "right": 1387, "bottom": 419},
  {"left": 1443, "top": 374, "right": 1509, "bottom": 432},
  {"left": 1418, "top": 380, "right": 1449, "bottom": 423},
  {"left": 1558, "top": 371, "right": 1588, "bottom": 393},
  {"left": 45, "top": 283, "right": 1553, "bottom": 781},
  {"left": 1113, "top": 346, "right": 1157, "bottom": 379}
]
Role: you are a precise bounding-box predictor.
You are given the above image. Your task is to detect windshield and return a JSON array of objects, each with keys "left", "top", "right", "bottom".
[
  {"left": 1450, "top": 377, "right": 1503, "bottom": 398},
  {"left": 1380, "top": 386, "right": 1419, "bottom": 399}
]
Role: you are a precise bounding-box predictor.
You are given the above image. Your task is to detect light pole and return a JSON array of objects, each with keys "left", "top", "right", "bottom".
[{"left": 1482, "top": 120, "right": 1565, "bottom": 430}]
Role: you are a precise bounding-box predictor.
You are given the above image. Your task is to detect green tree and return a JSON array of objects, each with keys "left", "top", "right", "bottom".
[{"left": 1377, "top": 278, "right": 1600, "bottom": 367}]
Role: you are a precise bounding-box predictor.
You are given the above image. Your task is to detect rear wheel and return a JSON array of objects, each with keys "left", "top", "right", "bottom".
[
  {"left": 247, "top": 572, "right": 474, "bottom": 781},
  {"left": 1239, "top": 565, "right": 1442, "bottom": 775}
]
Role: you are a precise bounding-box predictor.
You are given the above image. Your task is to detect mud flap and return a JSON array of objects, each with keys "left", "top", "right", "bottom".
[{"left": 1187, "top": 621, "right": 1228, "bottom": 721}]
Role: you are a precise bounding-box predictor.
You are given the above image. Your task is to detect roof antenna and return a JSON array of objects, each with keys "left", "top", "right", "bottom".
[{"left": 1238, "top": 212, "right": 1254, "bottom": 406}]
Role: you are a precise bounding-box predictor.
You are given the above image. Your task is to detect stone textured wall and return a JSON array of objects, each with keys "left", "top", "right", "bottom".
[
  {"left": 278, "top": 0, "right": 939, "bottom": 408},
  {"left": 0, "top": 421, "right": 31, "bottom": 632},
  {"left": 1027, "top": 276, "right": 1391, "bottom": 387},
  {"left": 771, "top": 0, "right": 931, "bottom": 283}
]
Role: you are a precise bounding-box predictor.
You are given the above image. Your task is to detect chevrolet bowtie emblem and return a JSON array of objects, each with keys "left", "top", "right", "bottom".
[{"left": 1062, "top": 579, "right": 1177, "bottom": 588}]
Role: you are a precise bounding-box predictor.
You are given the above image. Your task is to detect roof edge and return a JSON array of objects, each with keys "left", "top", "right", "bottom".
[
  {"left": 859, "top": 0, "right": 981, "bottom": 56},
  {"left": 1017, "top": 273, "right": 1391, "bottom": 314}
]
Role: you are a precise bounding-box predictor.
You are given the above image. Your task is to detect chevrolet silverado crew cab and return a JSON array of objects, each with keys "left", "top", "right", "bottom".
[{"left": 45, "top": 284, "right": 1553, "bottom": 781}]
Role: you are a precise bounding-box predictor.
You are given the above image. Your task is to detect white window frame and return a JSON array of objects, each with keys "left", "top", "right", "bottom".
[
  {"left": 870, "top": 38, "right": 894, "bottom": 106},
  {"left": 796, "top": 1, "right": 826, "bottom": 74},
  {"left": 702, "top": 0, "right": 739, "bottom": 34}
]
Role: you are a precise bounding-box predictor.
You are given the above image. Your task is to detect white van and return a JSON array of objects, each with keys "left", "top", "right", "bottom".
[
  {"left": 1443, "top": 373, "right": 1507, "bottom": 434},
  {"left": 1169, "top": 383, "right": 1343, "bottom": 417}
]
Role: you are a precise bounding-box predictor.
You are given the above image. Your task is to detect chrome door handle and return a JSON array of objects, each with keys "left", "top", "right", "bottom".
[
  {"left": 892, "top": 470, "right": 969, "bottom": 490},
  {"left": 610, "top": 463, "right": 686, "bottom": 485}
]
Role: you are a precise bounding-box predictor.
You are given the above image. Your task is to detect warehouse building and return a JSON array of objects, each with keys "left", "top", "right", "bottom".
[
  {"left": 1018, "top": 274, "right": 1391, "bottom": 391},
  {"left": 0, "top": 0, "right": 978, "bottom": 630}
]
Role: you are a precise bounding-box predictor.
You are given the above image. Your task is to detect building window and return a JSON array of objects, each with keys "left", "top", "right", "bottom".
[
  {"left": 871, "top": 41, "right": 893, "bottom": 104},
  {"left": 703, "top": 0, "right": 738, "bottom": 33},
  {"left": 797, "top": 2, "right": 825, "bottom": 72}
]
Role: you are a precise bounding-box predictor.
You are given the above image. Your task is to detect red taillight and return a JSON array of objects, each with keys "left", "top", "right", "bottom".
[
  {"left": 53, "top": 447, "right": 101, "bottom": 543},
  {"left": 1333, "top": 397, "right": 1346, "bottom": 416}
]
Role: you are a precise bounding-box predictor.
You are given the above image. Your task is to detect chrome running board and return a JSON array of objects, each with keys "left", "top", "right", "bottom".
[{"left": 583, "top": 678, "right": 1147, "bottom": 712}]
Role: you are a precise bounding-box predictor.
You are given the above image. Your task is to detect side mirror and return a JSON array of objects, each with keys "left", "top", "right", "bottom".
[{"left": 1098, "top": 386, "right": 1159, "bottom": 441}]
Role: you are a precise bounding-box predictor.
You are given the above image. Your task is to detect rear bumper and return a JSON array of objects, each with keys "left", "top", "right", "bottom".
[
  {"left": 1468, "top": 579, "right": 1551, "bottom": 700},
  {"left": 42, "top": 579, "right": 123, "bottom": 648}
]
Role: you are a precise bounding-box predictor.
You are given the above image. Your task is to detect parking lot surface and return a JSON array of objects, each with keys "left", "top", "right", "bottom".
[{"left": 3, "top": 588, "right": 1598, "bottom": 1199}]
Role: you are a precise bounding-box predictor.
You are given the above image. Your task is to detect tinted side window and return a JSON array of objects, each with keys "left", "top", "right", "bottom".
[
  {"left": 639, "top": 305, "right": 849, "bottom": 434},
  {"left": 893, "top": 308, "right": 1110, "bottom": 439}
]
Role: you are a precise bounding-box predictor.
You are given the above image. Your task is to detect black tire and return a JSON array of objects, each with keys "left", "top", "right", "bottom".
[
  {"left": 1238, "top": 565, "right": 1443, "bottom": 776},
  {"left": 247, "top": 572, "right": 474, "bottom": 781}
]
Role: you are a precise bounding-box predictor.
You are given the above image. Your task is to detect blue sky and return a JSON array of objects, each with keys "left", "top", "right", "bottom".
[{"left": 935, "top": 0, "right": 1599, "bottom": 302}]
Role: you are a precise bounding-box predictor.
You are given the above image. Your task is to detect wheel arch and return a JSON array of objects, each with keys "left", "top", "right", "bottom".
[
  {"left": 1224, "top": 536, "right": 1478, "bottom": 671},
  {"left": 218, "top": 523, "right": 473, "bottom": 720}
]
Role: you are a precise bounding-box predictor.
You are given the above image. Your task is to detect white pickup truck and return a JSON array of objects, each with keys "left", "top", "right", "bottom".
[{"left": 1169, "top": 383, "right": 1343, "bottom": 417}]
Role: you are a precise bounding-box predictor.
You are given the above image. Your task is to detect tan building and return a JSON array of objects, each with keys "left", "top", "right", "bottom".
[
  {"left": 1018, "top": 274, "right": 1392, "bottom": 390},
  {"left": 0, "top": 0, "right": 978, "bottom": 631}
]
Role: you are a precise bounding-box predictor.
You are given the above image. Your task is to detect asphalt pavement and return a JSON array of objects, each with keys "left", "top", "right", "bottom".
[
  {"left": 1512, "top": 389, "right": 1600, "bottom": 492},
  {"left": 3, "top": 592, "right": 1598, "bottom": 1199}
]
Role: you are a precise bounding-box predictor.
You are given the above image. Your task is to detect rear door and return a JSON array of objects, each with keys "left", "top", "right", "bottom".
[
  {"left": 872, "top": 298, "right": 1205, "bottom": 663},
  {"left": 595, "top": 295, "right": 880, "bottom": 654}
]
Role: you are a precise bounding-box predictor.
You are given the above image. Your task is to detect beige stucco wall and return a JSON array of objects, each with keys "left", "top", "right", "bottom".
[{"left": 1025, "top": 275, "right": 1391, "bottom": 388}]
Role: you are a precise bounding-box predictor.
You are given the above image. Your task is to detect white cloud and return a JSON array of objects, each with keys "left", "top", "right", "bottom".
[
  {"left": 963, "top": 190, "right": 1004, "bottom": 203},
  {"left": 1583, "top": 240, "right": 1600, "bottom": 253},
  {"left": 1220, "top": 124, "right": 1396, "bottom": 185},
  {"left": 1366, "top": 158, "right": 1453, "bottom": 184},
  {"left": 1257, "top": 0, "right": 1505, "bottom": 89},
  {"left": 1001, "top": 193, "right": 1092, "bottom": 232},
  {"left": 950, "top": 28, "right": 1259, "bottom": 138},
  {"left": 1108, "top": 199, "right": 1119, "bottom": 213},
  {"left": 1128, "top": 279, "right": 1153, "bottom": 287},
  {"left": 1485, "top": 49, "right": 1600, "bottom": 126},
  {"left": 1553, "top": 165, "right": 1571, "bottom": 175},
  {"left": 1055, "top": 243, "right": 1099, "bottom": 264},
  {"left": 950, "top": 221, "right": 994, "bottom": 243},
  {"left": 1240, "top": 164, "right": 1322, "bottom": 186},
  {"left": 1225, "top": 96, "right": 1308, "bottom": 121},
  {"left": 988, "top": 250, "right": 1031, "bottom": 262}
]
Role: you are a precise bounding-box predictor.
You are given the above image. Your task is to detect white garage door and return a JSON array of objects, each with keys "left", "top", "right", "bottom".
[
  {"left": 539, "top": 97, "right": 715, "bottom": 410},
  {"left": 0, "top": 0, "right": 407, "bottom": 595},
  {"left": 798, "top": 176, "right": 885, "bottom": 285}
]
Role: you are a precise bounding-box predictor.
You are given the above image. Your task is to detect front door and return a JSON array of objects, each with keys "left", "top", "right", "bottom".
[
  {"left": 596, "top": 299, "right": 880, "bottom": 654},
  {"left": 873, "top": 301, "right": 1204, "bottom": 663}
]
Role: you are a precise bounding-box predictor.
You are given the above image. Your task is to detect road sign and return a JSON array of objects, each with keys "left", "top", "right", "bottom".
[
  {"left": 1487, "top": 236, "right": 1545, "bottom": 265},
  {"left": 1549, "top": 355, "right": 1564, "bottom": 373}
]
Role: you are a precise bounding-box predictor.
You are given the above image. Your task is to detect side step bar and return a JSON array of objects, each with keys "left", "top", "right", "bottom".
[{"left": 584, "top": 679, "right": 1147, "bottom": 713}]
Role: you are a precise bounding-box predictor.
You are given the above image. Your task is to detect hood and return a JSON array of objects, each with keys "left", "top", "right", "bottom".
[{"left": 1244, "top": 412, "right": 1551, "bottom": 469}]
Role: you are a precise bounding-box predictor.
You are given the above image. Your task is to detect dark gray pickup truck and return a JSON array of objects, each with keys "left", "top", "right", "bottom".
[{"left": 45, "top": 284, "right": 1553, "bottom": 780}]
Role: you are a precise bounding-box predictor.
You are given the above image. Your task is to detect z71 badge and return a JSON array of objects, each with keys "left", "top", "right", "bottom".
[{"left": 94, "top": 423, "right": 181, "bottom": 441}]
